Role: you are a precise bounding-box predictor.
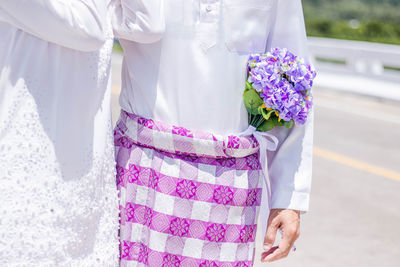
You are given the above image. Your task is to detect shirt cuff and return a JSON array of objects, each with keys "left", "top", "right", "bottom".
[{"left": 270, "top": 189, "right": 310, "bottom": 212}]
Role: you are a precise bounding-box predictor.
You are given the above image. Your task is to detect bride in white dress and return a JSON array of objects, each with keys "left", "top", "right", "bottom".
[{"left": 0, "top": 1, "right": 119, "bottom": 265}]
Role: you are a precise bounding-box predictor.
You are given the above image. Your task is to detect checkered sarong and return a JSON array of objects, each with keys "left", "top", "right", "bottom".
[{"left": 114, "top": 110, "right": 263, "bottom": 267}]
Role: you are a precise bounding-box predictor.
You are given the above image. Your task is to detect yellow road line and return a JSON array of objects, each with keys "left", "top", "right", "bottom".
[{"left": 314, "top": 147, "right": 400, "bottom": 182}]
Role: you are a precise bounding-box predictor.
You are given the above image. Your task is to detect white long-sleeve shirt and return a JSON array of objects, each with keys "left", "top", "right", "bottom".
[
  {"left": 0, "top": 0, "right": 109, "bottom": 51},
  {"left": 111, "top": 0, "right": 313, "bottom": 215},
  {"left": 0, "top": 1, "right": 119, "bottom": 265}
]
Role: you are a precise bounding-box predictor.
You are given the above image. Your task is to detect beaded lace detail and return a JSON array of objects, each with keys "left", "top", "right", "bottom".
[{"left": 0, "top": 22, "right": 119, "bottom": 267}]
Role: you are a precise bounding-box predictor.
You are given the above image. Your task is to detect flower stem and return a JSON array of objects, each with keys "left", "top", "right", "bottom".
[
  {"left": 248, "top": 113, "right": 266, "bottom": 129},
  {"left": 255, "top": 115, "right": 265, "bottom": 129}
]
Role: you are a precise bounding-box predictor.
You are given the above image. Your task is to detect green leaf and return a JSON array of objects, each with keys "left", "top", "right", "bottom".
[
  {"left": 261, "top": 108, "right": 275, "bottom": 120},
  {"left": 283, "top": 120, "right": 294, "bottom": 128},
  {"left": 245, "top": 81, "right": 253, "bottom": 91},
  {"left": 257, "top": 119, "right": 276, "bottom": 132},
  {"left": 277, "top": 119, "right": 285, "bottom": 127},
  {"left": 243, "top": 89, "right": 264, "bottom": 115}
]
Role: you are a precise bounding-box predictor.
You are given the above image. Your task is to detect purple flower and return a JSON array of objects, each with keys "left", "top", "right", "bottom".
[
  {"left": 176, "top": 180, "right": 197, "bottom": 199},
  {"left": 206, "top": 223, "right": 226, "bottom": 242},
  {"left": 246, "top": 48, "right": 316, "bottom": 127},
  {"left": 169, "top": 217, "right": 189, "bottom": 237},
  {"left": 248, "top": 54, "right": 263, "bottom": 64}
]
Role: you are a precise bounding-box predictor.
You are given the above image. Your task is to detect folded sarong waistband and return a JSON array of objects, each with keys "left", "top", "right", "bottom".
[{"left": 115, "top": 110, "right": 260, "bottom": 159}]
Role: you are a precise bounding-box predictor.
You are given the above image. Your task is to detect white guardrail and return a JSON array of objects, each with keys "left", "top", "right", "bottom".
[{"left": 308, "top": 37, "right": 400, "bottom": 83}]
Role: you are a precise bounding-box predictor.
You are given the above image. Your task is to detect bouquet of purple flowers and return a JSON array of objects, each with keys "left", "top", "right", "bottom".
[{"left": 243, "top": 47, "right": 316, "bottom": 132}]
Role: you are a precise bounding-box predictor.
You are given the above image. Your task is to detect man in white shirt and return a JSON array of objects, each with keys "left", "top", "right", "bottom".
[{"left": 111, "top": 0, "right": 313, "bottom": 264}]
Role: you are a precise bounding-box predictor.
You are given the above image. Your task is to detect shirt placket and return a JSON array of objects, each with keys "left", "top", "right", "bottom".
[
  {"left": 199, "top": 0, "right": 220, "bottom": 23},
  {"left": 196, "top": 0, "right": 221, "bottom": 51}
]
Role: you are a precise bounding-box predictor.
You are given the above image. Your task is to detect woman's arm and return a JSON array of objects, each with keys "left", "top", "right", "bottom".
[
  {"left": 265, "top": 0, "right": 313, "bottom": 213},
  {"left": 109, "top": 0, "right": 165, "bottom": 43},
  {"left": 0, "top": 0, "right": 108, "bottom": 51}
]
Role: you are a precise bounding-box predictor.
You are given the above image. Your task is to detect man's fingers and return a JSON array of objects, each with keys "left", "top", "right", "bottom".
[
  {"left": 261, "top": 247, "right": 285, "bottom": 262},
  {"left": 262, "top": 233, "right": 292, "bottom": 263},
  {"left": 278, "top": 229, "right": 293, "bottom": 255},
  {"left": 263, "top": 222, "right": 278, "bottom": 251},
  {"left": 262, "top": 225, "right": 300, "bottom": 262},
  {"left": 262, "top": 246, "right": 278, "bottom": 257},
  {"left": 261, "top": 246, "right": 279, "bottom": 262},
  {"left": 285, "top": 224, "right": 300, "bottom": 243},
  {"left": 262, "top": 209, "right": 301, "bottom": 262},
  {"left": 282, "top": 224, "right": 300, "bottom": 249}
]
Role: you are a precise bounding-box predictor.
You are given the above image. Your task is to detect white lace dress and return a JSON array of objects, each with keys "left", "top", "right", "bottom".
[{"left": 0, "top": 2, "right": 119, "bottom": 266}]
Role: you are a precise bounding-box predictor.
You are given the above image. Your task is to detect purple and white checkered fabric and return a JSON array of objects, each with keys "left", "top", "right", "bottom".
[
  {"left": 115, "top": 111, "right": 260, "bottom": 159},
  {"left": 115, "top": 110, "right": 263, "bottom": 267}
]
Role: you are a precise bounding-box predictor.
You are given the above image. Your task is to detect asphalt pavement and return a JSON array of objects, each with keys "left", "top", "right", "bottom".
[
  {"left": 111, "top": 54, "right": 400, "bottom": 267},
  {"left": 254, "top": 90, "right": 400, "bottom": 267}
]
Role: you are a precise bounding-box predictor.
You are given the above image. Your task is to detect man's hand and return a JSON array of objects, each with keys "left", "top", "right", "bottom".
[{"left": 261, "top": 209, "right": 300, "bottom": 262}]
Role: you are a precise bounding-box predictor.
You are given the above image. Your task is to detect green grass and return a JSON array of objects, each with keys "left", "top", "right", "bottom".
[
  {"left": 384, "top": 66, "right": 400, "bottom": 72},
  {"left": 315, "top": 57, "right": 346, "bottom": 65}
]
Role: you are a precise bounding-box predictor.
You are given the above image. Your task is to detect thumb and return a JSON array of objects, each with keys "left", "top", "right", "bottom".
[{"left": 263, "top": 222, "right": 278, "bottom": 251}]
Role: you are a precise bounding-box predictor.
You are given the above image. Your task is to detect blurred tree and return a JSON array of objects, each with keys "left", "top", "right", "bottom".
[{"left": 303, "top": 0, "right": 400, "bottom": 44}]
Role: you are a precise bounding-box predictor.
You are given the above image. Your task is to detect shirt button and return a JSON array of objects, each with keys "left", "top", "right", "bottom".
[{"left": 206, "top": 5, "right": 212, "bottom": 12}]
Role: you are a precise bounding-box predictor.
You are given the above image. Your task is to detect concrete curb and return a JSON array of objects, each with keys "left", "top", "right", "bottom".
[{"left": 314, "top": 71, "right": 400, "bottom": 102}]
